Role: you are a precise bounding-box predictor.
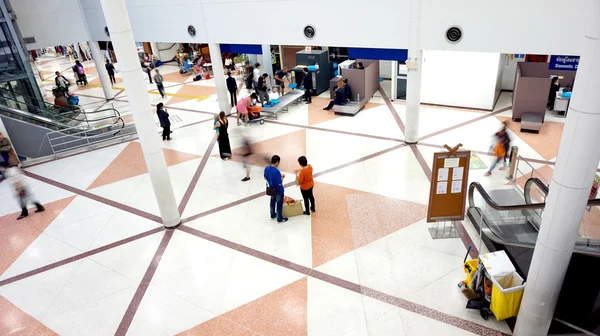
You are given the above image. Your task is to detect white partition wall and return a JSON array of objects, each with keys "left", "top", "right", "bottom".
[{"left": 420, "top": 50, "right": 502, "bottom": 110}]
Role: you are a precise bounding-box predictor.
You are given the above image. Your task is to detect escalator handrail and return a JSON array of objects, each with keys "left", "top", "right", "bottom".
[
  {"left": 0, "top": 87, "right": 122, "bottom": 122},
  {"left": 524, "top": 177, "right": 549, "bottom": 204},
  {"left": 468, "top": 182, "right": 547, "bottom": 210},
  {"left": 0, "top": 103, "right": 123, "bottom": 134},
  {"left": 469, "top": 181, "right": 600, "bottom": 210},
  {"left": 0, "top": 94, "right": 122, "bottom": 125}
]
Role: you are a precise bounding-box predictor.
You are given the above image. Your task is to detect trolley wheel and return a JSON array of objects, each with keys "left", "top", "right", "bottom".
[
  {"left": 260, "top": 120, "right": 265, "bottom": 125},
  {"left": 480, "top": 308, "right": 490, "bottom": 320}
]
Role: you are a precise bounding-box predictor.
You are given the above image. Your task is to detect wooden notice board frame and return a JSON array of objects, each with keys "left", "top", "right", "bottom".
[{"left": 427, "top": 147, "right": 471, "bottom": 222}]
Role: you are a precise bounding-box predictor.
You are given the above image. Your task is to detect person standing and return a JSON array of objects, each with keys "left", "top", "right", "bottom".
[
  {"left": 547, "top": 76, "right": 560, "bottom": 110},
  {"left": 257, "top": 73, "right": 270, "bottom": 104},
  {"left": 271, "top": 48, "right": 278, "bottom": 73},
  {"left": 226, "top": 71, "right": 237, "bottom": 107},
  {"left": 253, "top": 63, "right": 262, "bottom": 94},
  {"left": 245, "top": 61, "right": 255, "bottom": 93},
  {"left": 105, "top": 60, "right": 116, "bottom": 86},
  {"left": 264, "top": 155, "right": 288, "bottom": 223},
  {"left": 274, "top": 67, "right": 288, "bottom": 96},
  {"left": 302, "top": 67, "right": 313, "bottom": 104},
  {"left": 296, "top": 156, "right": 315, "bottom": 215},
  {"left": 54, "top": 71, "right": 70, "bottom": 96},
  {"left": 72, "top": 60, "right": 87, "bottom": 85},
  {"left": 6, "top": 167, "right": 45, "bottom": 220},
  {"left": 156, "top": 103, "right": 171, "bottom": 141},
  {"left": 154, "top": 69, "right": 165, "bottom": 98},
  {"left": 214, "top": 111, "right": 232, "bottom": 160}
]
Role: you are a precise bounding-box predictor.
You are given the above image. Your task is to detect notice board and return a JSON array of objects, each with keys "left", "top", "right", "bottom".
[{"left": 427, "top": 149, "right": 471, "bottom": 222}]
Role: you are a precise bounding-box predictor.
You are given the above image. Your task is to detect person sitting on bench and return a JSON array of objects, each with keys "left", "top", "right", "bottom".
[{"left": 323, "top": 81, "right": 347, "bottom": 110}]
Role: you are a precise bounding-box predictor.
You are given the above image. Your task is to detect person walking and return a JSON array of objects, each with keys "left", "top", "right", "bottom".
[
  {"left": 257, "top": 73, "right": 270, "bottom": 104},
  {"left": 214, "top": 111, "right": 232, "bottom": 160},
  {"left": 154, "top": 69, "right": 165, "bottom": 98},
  {"left": 302, "top": 67, "right": 312, "bottom": 104},
  {"left": 6, "top": 167, "right": 45, "bottom": 220},
  {"left": 156, "top": 103, "right": 171, "bottom": 141},
  {"left": 54, "top": 71, "right": 70, "bottom": 96},
  {"left": 296, "top": 156, "right": 315, "bottom": 215},
  {"left": 264, "top": 155, "right": 288, "bottom": 223},
  {"left": 105, "top": 60, "right": 116, "bottom": 86},
  {"left": 484, "top": 127, "right": 509, "bottom": 176},
  {"left": 253, "top": 63, "right": 262, "bottom": 94},
  {"left": 72, "top": 60, "right": 87, "bottom": 85},
  {"left": 226, "top": 71, "right": 237, "bottom": 108}
]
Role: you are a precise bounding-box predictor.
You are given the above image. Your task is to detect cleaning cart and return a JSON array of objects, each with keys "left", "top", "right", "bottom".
[{"left": 460, "top": 250, "right": 526, "bottom": 321}]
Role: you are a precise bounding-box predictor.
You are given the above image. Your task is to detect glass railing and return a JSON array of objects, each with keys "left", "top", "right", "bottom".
[{"left": 0, "top": 86, "right": 123, "bottom": 128}]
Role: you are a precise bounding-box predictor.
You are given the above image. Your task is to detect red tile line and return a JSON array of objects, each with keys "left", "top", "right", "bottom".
[
  {"left": 178, "top": 225, "right": 505, "bottom": 336},
  {"left": 178, "top": 135, "right": 218, "bottom": 215},
  {"left": 378, "top": 85, "right": 406, "bottom": 134},
  {"left": 24, "top": 171, "right": 163, "bottom": 224},
  {"left": 418, "top": 107, "right": 511, "bottom": 142},
  {"left": 115, "top": 230, "right": 174, "bottom": 336},
  {"left": 0, "top": 227, "right": 164, "bottom": 287}
]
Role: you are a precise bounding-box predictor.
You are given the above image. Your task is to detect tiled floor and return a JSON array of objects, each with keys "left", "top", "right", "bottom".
[{"left": 0, "top": 54, "right": 589, "bottom": 335}]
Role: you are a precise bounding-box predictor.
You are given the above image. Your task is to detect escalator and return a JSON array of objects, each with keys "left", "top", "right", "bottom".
[
  {"left": 0, "top": 87, "right": 137, "bottom": 159},
  {"left": 467, "top": 178, "right": 600, "bottom": 335}
]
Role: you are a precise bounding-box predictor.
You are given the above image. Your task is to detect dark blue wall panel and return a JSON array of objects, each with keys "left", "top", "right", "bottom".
[
  {"left": 219, "top": 44, "right": 262, "bottom": 55},
  {"left": 347, "top": 47, "right": 408, "bottom": 61}
]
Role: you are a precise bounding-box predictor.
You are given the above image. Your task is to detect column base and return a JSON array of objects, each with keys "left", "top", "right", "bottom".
[{"left": 165, "top": 221, "right": 182, "bottom": 230}]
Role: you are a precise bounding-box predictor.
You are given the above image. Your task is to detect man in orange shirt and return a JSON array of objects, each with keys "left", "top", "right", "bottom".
[{"left": 296, "top": 156, "right": 315, "bottom": 215}]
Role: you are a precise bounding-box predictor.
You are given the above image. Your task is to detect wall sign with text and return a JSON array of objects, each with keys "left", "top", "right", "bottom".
[{"left": 549, "top": 55, "right": 580, "bottom": 71}]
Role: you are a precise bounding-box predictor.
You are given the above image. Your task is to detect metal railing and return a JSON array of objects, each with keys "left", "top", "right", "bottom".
[{"left": 45, "top": 121, "right": 136, "bottom": 157}]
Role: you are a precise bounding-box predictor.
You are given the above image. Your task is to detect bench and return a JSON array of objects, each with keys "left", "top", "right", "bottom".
[
  {"left": 260, "top": 90, "right": 305, "bottom": 120},
  {"left": 520, "top": 112, "right": 543, "bottom": 133},
  {"left": 332, "top": 98, "right": 368, "bottom": 116}
]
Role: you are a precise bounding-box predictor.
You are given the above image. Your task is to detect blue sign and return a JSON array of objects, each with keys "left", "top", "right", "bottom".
[
  {"left": 347, "top": 47, "right": 408, "bottom": 61},
  {"left": 549, "top": 55, "right": 580, "bottom": 71}
]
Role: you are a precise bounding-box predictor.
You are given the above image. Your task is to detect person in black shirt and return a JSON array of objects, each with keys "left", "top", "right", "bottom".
[
  {"left": 105, "top": 60, "right": 116, "bottom": 85},
  {"left": 274, "top": 68, "right": 288, "bottom": 96},
  {"left": 245, "top": 61, "right": 254, "bottom": 93},
  {"left": 330, "top": 51, "right": 341, "bottom": 65},
  {"left": 156, "top": 103, "right": 171, "bottom": 141},
  {"left": 547, "top": 76, "right": 560, "bottom": 110},
  {"left": 257, "top": 73, "right": 270, "bottom": 104},
  {"left": 302, "top": 67, "right": 313, "bottom": 104},
  {"left": 323, "top": 82, "right": 346, "bottom": 110},
  {"left": 356, "top": 62, "right": 364, "bottom": 70},
  {"left": 226, "top": 71, "right": 238, "bottom": 107},
  {"left": 343, "top": 78, "right": 352, "bottom": 101}
]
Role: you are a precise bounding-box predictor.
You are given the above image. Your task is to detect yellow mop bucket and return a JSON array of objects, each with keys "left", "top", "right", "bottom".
[
  {"left": 490, "top": 272, "right": 525, "bottom": 320},
  {"left": 463, "top": 259, "right": 479, "bottom": 289}
]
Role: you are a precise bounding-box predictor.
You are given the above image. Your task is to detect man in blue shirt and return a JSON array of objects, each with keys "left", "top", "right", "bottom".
[{"left": 264, "top": 155, "right": 288, "bottom": 222}]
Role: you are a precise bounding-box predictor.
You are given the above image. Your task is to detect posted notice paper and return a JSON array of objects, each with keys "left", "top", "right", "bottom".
[
  {"left": 452, "top": 167, "right": 464, "bottom": 180},
  {"left": 436, "top": 181, "right": 448, "bottom": 194},
  {"left": 438, "top": 168, "right": 449, "bottom": 181},
  {"left": 451, "top": 180, "right": 462, "bottom": 193}
]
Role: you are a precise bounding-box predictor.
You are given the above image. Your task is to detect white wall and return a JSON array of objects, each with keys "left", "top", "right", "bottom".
[
  {"left": 500, "top": 55, "right": 521, "bottom": 91},
  {"left": 420, "top": 50, "right": 502, "bottom": 110},
  {"left": 420, "top": 0, "right": 593, "bottom": 55},
  {"left": 11, "top": 0, "right": 87, "bottom": 50},
  {"left": 156, "top": 43, "right": 178, "bottom": 61},
  {"left": 14, "top": 0, "right": 596, "bottom": 59},
  {"left": 379, "top": 61, "right": 392, "bottom": 79}
]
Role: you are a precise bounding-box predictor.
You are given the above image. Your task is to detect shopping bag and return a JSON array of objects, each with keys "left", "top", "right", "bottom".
[{"left": 282, "top": 197, "right": 303, "bottom": 218}]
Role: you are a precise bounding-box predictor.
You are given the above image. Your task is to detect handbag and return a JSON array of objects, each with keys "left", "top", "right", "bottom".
[{"left": 266, "top": 182, "right": 277, "bottom": 196}]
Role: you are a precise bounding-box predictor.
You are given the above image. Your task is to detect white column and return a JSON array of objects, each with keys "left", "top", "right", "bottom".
[
  {"left": 261, "top": 45, "right": 274, "bottom": 89},
  {"left": 404, "top": 0, "right": 422, "bottom": 144},
  {"left": 514, "top": 2, "right": 600, "bottom": 335},
  {"left": 391, "top": 60, "right": 398, "bottom": 101},
  {"left": 248, "top": 54, "right": 258, "bottom": 67},
  {"left": 89, "top": 41, "right": 114, "bottom": 99},
  {"left": 99, "top": 0, "right": 180, "bottom": 228},
  {"left": 150, "top": 42, "right": 160, "bottom": 60},
  {"left": 208, "top": 43, "right": 231, "bottom": 113}
]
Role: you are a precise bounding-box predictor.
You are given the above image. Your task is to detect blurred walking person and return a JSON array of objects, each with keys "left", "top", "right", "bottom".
[
  {"left": 5, "top": 167, "right": 45, "bottom": 220},
  {"left": 105, "top": 60, "right": 116, "bottom": 86},
  {"left": 484, "top": 124, "right": 510, "bottom": 176},
  {"left": 154, "top": 69, "right": 165, "bottom": 98}
]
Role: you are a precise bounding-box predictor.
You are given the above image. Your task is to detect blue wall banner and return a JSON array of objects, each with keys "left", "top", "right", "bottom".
[
  {"left": 219, "top": 44, "right": 263, "bottom": 55},
  {"left": 347, "top": 47, "right": 408, "bottom": 61},
  {"left": 548, "top": 55, "right": 580, "bottom": 71}
]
